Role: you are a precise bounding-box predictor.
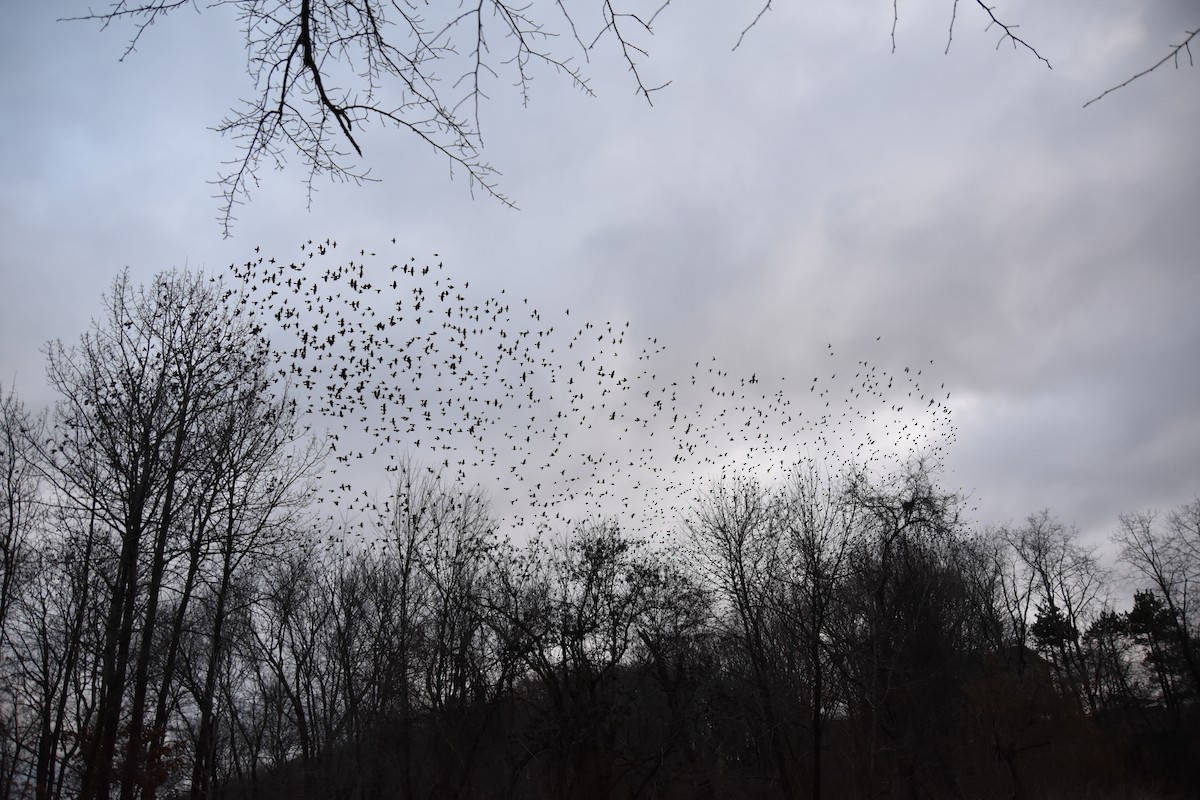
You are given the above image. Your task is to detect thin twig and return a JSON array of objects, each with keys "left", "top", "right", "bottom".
[
  {"left": 892, "top": 0, "right": 899, "bottom": 54},
  {"left": 945, "top": 0, "right": 960, "bottom": 55},
  {"left": 1084, "top": 27, "right": 1198, "bottom": 108},
  {"left": 734, "top": 1, "right": 771, "bottom": 52},
  {"left": 974, "top": 1, "right": 1051, "bottom": 69}
]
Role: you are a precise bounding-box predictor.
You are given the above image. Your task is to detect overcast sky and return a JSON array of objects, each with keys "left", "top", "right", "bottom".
[{"left": 1, "top": 1, "right": 1197, "bottom": 551}]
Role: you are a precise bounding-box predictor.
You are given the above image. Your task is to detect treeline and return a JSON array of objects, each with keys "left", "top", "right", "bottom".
[{"left": 0, "top": 270, "right": 1198, "bottom": 800}]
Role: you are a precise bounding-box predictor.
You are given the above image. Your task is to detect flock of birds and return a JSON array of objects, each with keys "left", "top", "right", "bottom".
[{"left": 226, "top": 240, "right": 956, "bottom": 547}]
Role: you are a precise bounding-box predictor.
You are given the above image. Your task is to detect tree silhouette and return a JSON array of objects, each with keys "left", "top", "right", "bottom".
[
  {"left": 40, "top": 271, "right": 320, "bottom": 799},
  {"left": 3, "top": 256, "right": 1199, "bottom": 797}
]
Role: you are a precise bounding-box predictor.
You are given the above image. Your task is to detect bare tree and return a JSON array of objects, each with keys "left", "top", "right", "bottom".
[
  {"left": 0, "top": 386, "right": 39, "bottom": 655},
  {"left": 773, "top": 460, "right": 859, "bottom": 800},
  {"left": 0, "top": 386, "right": 43, "bottom": 796},
  {"left": 245, "top": 542, "right": 329, "bottom": 792},
  {"left": 628, "top": 561, "right": 715, "bottom": 799},
  {"left": 1000, "top": 510, "right": 1107, "bottom": 715},
  {"left": 493, "top": 521, "right": 666, "bottom": 800},
  {"left": 181, "top": 370, "right": 321, "bottom": 800},
  {"left": 836, "top": 460, "right": 973, "bottom": 798},
  {"left": 41, "top": 269, "right": 317, "bottom": 799},
  {"left": 380, "top": 460, "right": 444, "bottom": 799},
  {"left": 1116, "top": 502, "right": 1200, "bottom": 695},
  {"left": 410, "top": 475, "right": 503, "bottom": 800},
  {"left": 684, "top": 474, "right": 801, "bottom": 799}
]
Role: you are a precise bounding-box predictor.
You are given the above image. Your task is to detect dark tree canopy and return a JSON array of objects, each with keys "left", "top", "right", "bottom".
[{"left": 2, "top": 258, "right": 1200, "bottom": 798}]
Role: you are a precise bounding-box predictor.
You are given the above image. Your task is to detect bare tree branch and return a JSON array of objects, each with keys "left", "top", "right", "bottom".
[
  {"left": 1084, "top": 27, "right": 1198, "bottom": 108},
  {"left": 62, "top": 0, "right": 195, "bottom": 61},
  {"left": 734, "top": 1, "right": 772, "bottom": 53},
  {"left": 971, "top": 1, "right": 1051, "bottom": 68},
  {"left": 591, "top": 1, "right": 671, "bottom": 104},
  {"left": 735, "top": 0, "right": 1050, "bottom": 72},
  {"left": 892, "top": 0, "right": 900, "bottom": 55},
  {"left": 70, "top": 0, "right": 646, "bottom": 235},
  {"left": 945, "top": 0, "right": 960, "bottom": 55},
  {"left": 68, "top": 0, "right": 1070, "bottom": 235}
]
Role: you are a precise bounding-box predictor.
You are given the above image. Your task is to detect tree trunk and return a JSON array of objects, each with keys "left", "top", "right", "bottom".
[{"left": 121, "top": 390, "right": 191, "bottom": 800}]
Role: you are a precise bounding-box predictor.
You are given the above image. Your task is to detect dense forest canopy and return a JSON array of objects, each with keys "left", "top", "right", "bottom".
[{"left": 0, "top": 257, "right": 1197, "bottom": 800}]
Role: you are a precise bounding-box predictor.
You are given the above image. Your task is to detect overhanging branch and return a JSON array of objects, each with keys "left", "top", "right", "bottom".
[{"left": 1084, "top": 27, "right": 1198, "bottom": 108}]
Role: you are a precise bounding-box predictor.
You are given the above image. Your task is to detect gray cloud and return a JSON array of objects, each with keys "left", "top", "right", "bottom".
[{"left": 2, "top": 0, "right": 1197, "bottom": 551}]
